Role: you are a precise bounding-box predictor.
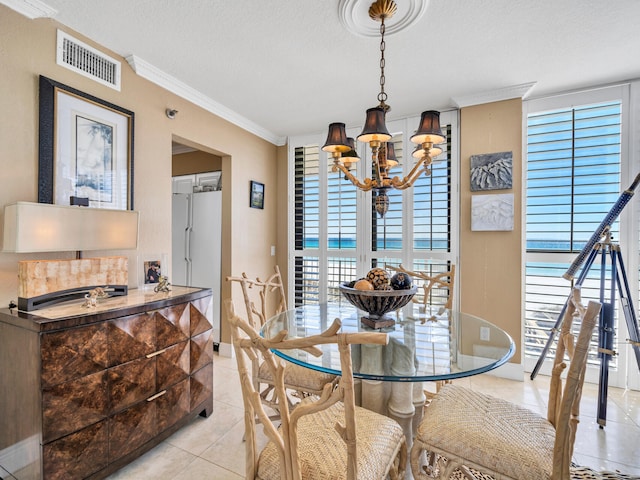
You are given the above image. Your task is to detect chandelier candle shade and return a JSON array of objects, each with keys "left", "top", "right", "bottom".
[{"left": 322, "top": 0, "right": 445, "bottom": 217}]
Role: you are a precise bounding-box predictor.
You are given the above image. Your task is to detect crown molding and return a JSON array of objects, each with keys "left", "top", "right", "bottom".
[
  {"left": 451, "top": 82, "right": 537, "bottom": 108},
  {"left": 126, "top": 55, "right": 285, "bottom": 146},
  {"left": 0, "top": 0, "right": 56, "bottom": 18}
]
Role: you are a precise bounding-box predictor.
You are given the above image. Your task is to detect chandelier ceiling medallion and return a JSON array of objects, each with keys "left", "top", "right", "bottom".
[{"left": 323, "top": 0, "right": 444, "bottom": 217}]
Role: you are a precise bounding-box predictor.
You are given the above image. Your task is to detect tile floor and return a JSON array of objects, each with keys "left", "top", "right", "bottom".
[{"left": 106, "top": 354, "right": 640, "bottom": 479}]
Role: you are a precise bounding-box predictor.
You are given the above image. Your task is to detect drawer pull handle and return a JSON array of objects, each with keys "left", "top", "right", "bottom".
[
  {"left": 146, "top": 348, "right": 167, "bottom": 358},
  {"left": 147, "top": 390, "right": 167, "bottom": 402}
]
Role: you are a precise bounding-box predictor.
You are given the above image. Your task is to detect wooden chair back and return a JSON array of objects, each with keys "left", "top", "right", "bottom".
[
  {"left": 548, "top": 288, "right": 601, "bottom": 478},
  {"left": 227, "top": 265, "right": 287, "bottom": 329},
  {"left": 225, "top": 298, "right": 390, "bottom": 480},
  {"left": 387, "top": 264, "right": 455, "bottom": 312}
]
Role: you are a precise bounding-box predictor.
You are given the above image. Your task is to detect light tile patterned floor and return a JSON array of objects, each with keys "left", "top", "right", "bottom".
[{"left": 107, "top": 354, "right": 640, "bottom": 479}]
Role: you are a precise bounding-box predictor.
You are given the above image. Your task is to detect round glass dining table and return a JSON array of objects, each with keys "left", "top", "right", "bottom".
[
  {"left": 262, "top": 301, "right": 515, "bottom": 460},
  {"left": 261, "top": 302, "right": 515, "bottom": 383}
]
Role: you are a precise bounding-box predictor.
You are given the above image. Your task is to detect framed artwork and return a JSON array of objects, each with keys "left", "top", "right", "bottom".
[
  {"left": 250, "top": 180, "right": 264, "bottom": 209},
  {"left": 470, "top": 151, "right": 512, "bottom": 192},
  {"left": 471, "top": 193, "right": 514, "bottom": 231},
  {"left": 38, "top": 75, "right": 135, "bottom": 210}
]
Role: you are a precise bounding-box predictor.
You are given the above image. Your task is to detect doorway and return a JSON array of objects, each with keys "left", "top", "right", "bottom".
[{"left": 171, "top": 140, "right": 224, "bottom": 345}]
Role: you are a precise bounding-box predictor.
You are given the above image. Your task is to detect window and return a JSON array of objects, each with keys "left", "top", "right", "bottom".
[
  {"left": 527, "top": 102, "right": 622, "bottom": 253},
  {"left": 293, "top": 144, "right": 322, "bottom": 305},
  {"left": 523, "top": 85, "right": 635, "bottom": 387},
  {"left": 290, "top": 113, "right": 459, "bottom": 309}
]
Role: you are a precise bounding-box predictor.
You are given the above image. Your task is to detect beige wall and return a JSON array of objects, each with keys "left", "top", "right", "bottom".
[
  {"left": 459, "top": 99, "right": 523, "bottom": 362},
  {"left": 172, "top": 150, "right": 222, "bottom": 176},
  {"left": 276, "top": 145, "right": 289, "bottom": 290},
  {"left": 0, "top": 6, "right": 279, "bottom": 345}
]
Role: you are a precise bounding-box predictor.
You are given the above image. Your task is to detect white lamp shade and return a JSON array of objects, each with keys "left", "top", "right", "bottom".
[{"left": 2, "top": 202, "right": 139, "bottom": 253}]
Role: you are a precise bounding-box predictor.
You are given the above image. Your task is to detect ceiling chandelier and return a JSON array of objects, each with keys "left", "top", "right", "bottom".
[{"left": 322, "top": 0, "right": 445, "bottom": 217}]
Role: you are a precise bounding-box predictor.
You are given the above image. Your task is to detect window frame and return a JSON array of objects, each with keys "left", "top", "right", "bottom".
[{"left": 522, "top": 83, "right": 639, "bottom": 389}]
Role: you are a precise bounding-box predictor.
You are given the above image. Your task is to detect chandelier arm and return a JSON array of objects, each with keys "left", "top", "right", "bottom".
[
  {"left": 332, "top": 162, "right": 375, "bottom": 191},
  {"left": 389, "top": 155, "right": 430, "bottom": 189},
  {"left": 389, "top": 175, "right": 417, "bottom": 190}
]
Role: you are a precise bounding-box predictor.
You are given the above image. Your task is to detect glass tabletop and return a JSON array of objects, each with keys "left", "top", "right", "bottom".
[{"left": 262, "top": 302, "right": 515, "bottom": 382}]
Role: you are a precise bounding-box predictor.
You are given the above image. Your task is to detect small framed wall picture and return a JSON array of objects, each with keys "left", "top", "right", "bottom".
[{"left": 250, "top": 180, "right": 264, "bottom": 209}]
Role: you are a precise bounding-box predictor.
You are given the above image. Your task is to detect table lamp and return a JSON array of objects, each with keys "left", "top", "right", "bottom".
[{"left": 2, "top": 202, "right": 139, "bottom": 310}]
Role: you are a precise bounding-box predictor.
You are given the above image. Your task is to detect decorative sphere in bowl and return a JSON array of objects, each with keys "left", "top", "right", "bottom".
[
  {"left": 339, "top": 282, "right": 417, "bottom": 320},
  {"left": 390, "top": 272, "right": 413, "bottom": 290},
  {"left": 366, "top": 267, "right": 390, "bottom": 289}
]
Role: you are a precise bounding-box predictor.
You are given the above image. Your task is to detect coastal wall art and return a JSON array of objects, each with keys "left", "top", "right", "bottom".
[
  {"left": 471, "top": 193, "right": 514, "bottom": 231},
  {"left": 38, "top": 75, "right": 134, "bottom": 210},
  {"left": 470, "top": 151, "right": 512, "bottom": 192}
]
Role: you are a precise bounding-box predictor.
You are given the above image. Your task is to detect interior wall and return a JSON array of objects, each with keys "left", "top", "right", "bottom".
[
  {"left": 172, "top": 150, "right": 222, "bottom": 176},
  {"left": 459, "top": 98, "right": 523, "bottom": 364},
  {"left": 0, "top": 6, "right": 279, "bottom": 348},
  {"left": 276, "top": 144, "right": 289, "bottom": 294}
]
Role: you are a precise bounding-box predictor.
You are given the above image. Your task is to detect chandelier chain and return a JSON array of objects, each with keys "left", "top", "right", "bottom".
[{"left": 378, "top": 18, "right": 387, "bottom": 108}]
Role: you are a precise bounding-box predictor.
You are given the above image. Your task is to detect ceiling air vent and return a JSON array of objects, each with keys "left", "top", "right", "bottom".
[{"left": 56, "top": 30, "right": 121, "bottom": 91}]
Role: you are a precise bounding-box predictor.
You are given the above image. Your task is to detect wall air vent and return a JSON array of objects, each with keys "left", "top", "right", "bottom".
[{"left": 56, "top": 30, "right": 121, "bottom": 91}]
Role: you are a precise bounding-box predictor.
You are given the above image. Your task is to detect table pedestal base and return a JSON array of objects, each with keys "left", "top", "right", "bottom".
[
  {"left": 388, "top": 381, "right": 416, "bottom": 447},
  {"left": 360, "top": 316, "right": 396, "bottom": 329}
]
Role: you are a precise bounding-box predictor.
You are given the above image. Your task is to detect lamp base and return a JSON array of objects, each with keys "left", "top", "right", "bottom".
[
  {"left": 18, "top": 285, "right": 128, "bottom": 311},
  {"left": 361, "top": 315, "right": 396, "bottom": 329}
]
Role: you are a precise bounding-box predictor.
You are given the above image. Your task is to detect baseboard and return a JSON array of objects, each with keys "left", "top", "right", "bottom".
[
  {"left": 459, "top": 351, "right": 524, "bottom": 382},
  {"left": 217, "top": 341, "right": 234, "bottom": 358},
  {"left": 484, "top": 360, "right": 524, "bottom": 381},
  {"left": 0, "top": 434, "right": 40, "bottom": 477}
]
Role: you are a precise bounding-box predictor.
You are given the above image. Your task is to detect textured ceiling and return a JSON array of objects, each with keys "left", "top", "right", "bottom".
[{"left": 13, "top": 0, "right": 640, "bottom": 144}]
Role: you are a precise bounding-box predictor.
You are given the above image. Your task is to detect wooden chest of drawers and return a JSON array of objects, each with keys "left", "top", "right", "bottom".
[{"left": 0, "top": 286, "right": 214, "bottom": 479}]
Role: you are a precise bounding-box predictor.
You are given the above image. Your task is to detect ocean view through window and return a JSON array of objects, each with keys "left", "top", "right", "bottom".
[{"left": 524, "top": 88, "right": 627, "bottom": 381}]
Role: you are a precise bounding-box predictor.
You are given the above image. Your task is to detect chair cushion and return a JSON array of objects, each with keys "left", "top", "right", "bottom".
[
  {"left": 257, "top": 401, "right": 405, "bottom": 479},
  {"left": 416, "top": 384, "right": 556, "bottom": 480},
  {"left": 258, "top": 361, "right": 336, "bottom": 393}
]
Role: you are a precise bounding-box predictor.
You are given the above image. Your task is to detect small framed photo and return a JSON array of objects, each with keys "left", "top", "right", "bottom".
[
  {"left": 140, "top": 254, "right": 168, "bottom": 286},
  {"left": 250, "top": 180, "right": 264, "bottom": 209}
]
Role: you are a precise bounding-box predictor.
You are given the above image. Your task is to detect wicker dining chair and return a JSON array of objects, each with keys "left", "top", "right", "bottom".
[
  {"left": 409, "top": 288, "right": 639, "bottom": 480},
  {"left": 387, "top": 264, "right": 456, "bottom": 316},
  {"left": 226, "top": 299, "right": 407, "bottom": 479},
  {"left": 227, "top": 266, "right": 336, "bottom": 415}
]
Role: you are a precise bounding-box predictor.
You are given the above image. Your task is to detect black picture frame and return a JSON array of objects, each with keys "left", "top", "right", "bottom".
[
  {"left": 38, "top": 75, "right": 135, "bottom": 210},
  {"left": 250, "top": 180, "right": 264, "bottom": 209}
]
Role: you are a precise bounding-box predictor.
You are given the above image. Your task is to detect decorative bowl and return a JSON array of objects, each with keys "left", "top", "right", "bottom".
[{"left": 339, "top": 283, "right": 417, "bottom": 328}]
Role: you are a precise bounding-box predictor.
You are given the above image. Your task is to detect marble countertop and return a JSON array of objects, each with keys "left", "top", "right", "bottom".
[{"left": 30, "top": 285, "right": 205, "bottom": 320}]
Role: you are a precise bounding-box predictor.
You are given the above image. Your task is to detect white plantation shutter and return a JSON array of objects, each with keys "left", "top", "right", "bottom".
[
  {"left": 294, "top": 145, "right": 321, "bottom": 305},
  {"left": 527, "top": 102, "right": 622, "bottom": 253},
  {"left": 413, "top": 126, "right": 452, "bottom": 253},
  {"left": 524, "top": 88, "right": 627, "bottom": 380}
]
